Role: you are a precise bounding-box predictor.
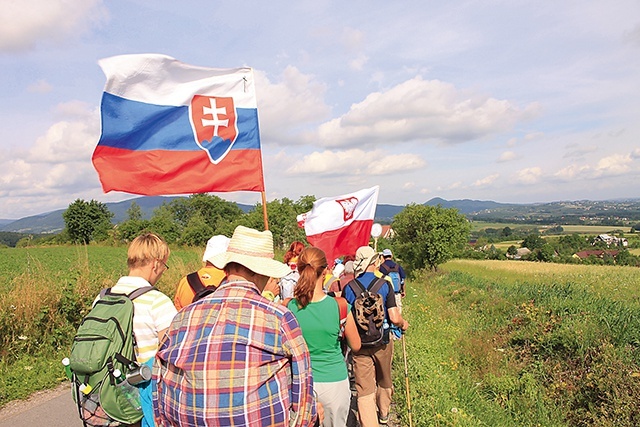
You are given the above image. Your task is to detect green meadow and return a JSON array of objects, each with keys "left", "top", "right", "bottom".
[
  {"left": 1, "top": 246, "right": 640, "bottom": 426},
  {"left": 395, "top": 259, "right": 640, "bottom": 426}
]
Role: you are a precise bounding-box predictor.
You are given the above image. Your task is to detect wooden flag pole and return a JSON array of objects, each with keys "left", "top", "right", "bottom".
[{"left": 261, "top": 191, "right": 269, "bottom": 231}]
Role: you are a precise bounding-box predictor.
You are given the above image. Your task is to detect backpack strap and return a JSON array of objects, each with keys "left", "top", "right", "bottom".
[
  {"left": 335, "top": 297, "right": 348, "bottom": 339},
  {"left": 100, "top": 286, "right": 156, "bottom": 300},
  {"left": 367, "top": 277, "right": 387, "bottom": 294},
  {"left": 186, "top": 272, "right": 206, "bottom": 294},
  {"left": 127, "top": 286, "right": 157, "bottom": 300},
  {"left": 347, "top": 278, "right": 367, "bottom": 295}
]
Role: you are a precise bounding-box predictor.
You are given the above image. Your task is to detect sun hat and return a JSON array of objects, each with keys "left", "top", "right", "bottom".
[
  {"left": 209, "top": 226, "right": 291, "bottom": 278},
  {"left": 354, "top": 245, "right": 379, "bottom": 275},
  {"left": 381, "top": 248, "right": 393, "bottom": 257},
  {"left": 202, "top": 235, "right": 231, "bottom": 263}
]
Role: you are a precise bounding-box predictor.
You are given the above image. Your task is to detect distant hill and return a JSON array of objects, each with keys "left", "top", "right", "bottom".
[
  {"left": 0, "top": 196, "right": 254, "bottom": 234},
  {"left": 2, "top": 196, "right": 639, "bottom": 234},
  {"left": 424, "top": 197, "right": 519, "bottom": 214}
]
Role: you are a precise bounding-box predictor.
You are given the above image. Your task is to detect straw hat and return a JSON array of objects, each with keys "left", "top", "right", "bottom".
[
  {"left": 202, "top": 235, "right": 231, "bottom": 263},
  {"left": 354, "top": 245, "right": 379, "bottom": 275},
  {"left": 209, "top": 226, "right": 291, "bottom": 278}
]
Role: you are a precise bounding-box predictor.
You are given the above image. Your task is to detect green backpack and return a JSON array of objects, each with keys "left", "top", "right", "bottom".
[{"left": 68, "top": 286, "right": 154, "bottom": 427}]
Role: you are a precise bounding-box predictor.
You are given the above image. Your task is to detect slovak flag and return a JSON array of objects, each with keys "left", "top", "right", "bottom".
[
  {"left": 92, "top": 54, "right": 265, "bottom": 195},
  {"left": 298, "top": 186, "right": 379, "bottom": 262}
]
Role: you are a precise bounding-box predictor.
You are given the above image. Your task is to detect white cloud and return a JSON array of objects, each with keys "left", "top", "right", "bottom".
[
  {"left": 515, "top": 167, "right": 542, "bottom": 185},
  {"left": 524, "top": 132, "right": 544, "bottom": 141},
  {"left": 497, "top": 151, "right": 517, "bottom": 162},
  {"left": 402, "top": 182, "right": 416, "bottom": 189},
  {"left": 554, "top": 150, "right": 639, "bottom": 181},
  {"left": 312, "top": 77, "right": 539, "bottom": 148},
  {"left": 0, "top": 0, "right": 108, "bottom": 52},
  {"left": 594, "top": 153, "right": 633, "bottom": 176},
  {"left": 27, "top": 79, "right": 53, "bottom": 94},
  {"left": 473, "top": 174, "right": 500, "bottom": 187},
  {"left": 0, "top": 103, "right": 100, "bottom": 197},
  {"left": 349, "top": 54, "right": 369, "bottom": 71},
  {"left": 285, "top": 149, "right": 426, "bottom": 176},
  {"left": 254, "top": 67, "right": 331, "bottom": 144},
  {"left": 554, "top": 164, "right": 592, "bottom": 181}
]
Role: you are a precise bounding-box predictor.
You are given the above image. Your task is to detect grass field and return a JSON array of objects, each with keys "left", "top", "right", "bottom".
[
  {"left": 393, "top": 259, "right": 640, "bottom": 426},
  {"left": 2, "top": 246, "right": 640, "bottom": 426},
  {"left": 471, "top": 221, "right": 632, "bottom": 236}
]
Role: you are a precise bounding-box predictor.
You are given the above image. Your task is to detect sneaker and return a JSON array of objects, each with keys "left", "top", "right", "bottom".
[{"left": 378, "top": 414, "right": 389, "bottom": 425}]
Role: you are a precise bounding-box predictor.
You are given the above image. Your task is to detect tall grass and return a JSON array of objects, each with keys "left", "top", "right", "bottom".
[
  {"left": 0, "top": 245, "right": 202, "bottom": 407},
  {"left": 392, "top": 260, "right": 640, "bottom": 426}
]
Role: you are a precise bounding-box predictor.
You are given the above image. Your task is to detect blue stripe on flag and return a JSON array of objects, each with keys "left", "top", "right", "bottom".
[{"left": 99, "top": 92, "right": 260, "bottom": 151}]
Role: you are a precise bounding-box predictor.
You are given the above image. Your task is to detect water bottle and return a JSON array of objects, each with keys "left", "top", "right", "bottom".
[
  {"left": 61, "top": 357, "right": 73, "bottom": 380},
  {"left": 126, "top": 364, "right": 151, "bottom": 385},
  {"left": 112, "top": 369, "right": 141, "bottom": 411}
]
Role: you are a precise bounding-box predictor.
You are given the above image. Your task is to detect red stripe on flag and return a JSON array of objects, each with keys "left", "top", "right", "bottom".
[
  {"left": 92, "top": 146, "right": 265, "bottom": 195},
  {"left": 306, "top": 219, "right": 374, "bottom": 262}
]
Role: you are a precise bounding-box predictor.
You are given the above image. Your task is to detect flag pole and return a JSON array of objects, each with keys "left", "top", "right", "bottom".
[{"left": 261, "top": 191, "right": 269, "bottom": 231}]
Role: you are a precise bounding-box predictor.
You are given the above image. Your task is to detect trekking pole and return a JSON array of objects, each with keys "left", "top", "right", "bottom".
[{"left": 402, "top": 333, "right": 414, "bottom": 427}]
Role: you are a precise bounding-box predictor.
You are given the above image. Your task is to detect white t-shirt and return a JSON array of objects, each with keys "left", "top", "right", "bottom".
[{"left": 100, "top": 276, "right": 178, "bottom": 362}]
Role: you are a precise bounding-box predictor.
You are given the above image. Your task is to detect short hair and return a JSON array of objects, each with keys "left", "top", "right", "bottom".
[{"left": 127, "top": 233, "right": 170, "bottom": 270}]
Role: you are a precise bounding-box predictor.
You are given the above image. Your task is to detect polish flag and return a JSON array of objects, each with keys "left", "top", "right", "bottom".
[{"left": 298, "top": 186, "right": 379, "bottom": 262}]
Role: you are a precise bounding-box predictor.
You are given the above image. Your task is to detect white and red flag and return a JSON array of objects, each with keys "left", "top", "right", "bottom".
[{"left": 297, "top": 186, "right": 379, "bottom": 262}]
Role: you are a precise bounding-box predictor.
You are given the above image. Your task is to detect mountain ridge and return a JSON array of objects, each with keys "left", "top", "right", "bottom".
[{"left": 2, "top": 196, "right": 639, "bottom": 234}]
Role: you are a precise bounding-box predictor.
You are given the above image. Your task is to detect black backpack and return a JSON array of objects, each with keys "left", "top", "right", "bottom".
[
  {"left": 347, "top": 277, "right": 388, "bottom": 347},
  {"left": 187, "top": 272, "right": 217, "bottom": 303}
]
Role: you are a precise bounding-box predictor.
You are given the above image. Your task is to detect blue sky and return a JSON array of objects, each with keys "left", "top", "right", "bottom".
[{"left": 1, "top": 0, "right": 639, "bottom": 219}]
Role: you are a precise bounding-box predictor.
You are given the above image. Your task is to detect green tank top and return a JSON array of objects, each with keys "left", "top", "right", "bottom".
[{"left": 287, "top": 296, "right": 349, "bottom": 382}]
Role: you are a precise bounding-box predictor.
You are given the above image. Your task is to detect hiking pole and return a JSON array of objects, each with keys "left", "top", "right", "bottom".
[{"left": 402, "top": 333, "right": 414, "bottom": 427}]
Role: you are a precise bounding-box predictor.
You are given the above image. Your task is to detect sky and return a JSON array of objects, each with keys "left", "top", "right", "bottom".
[{"left": 1, "top": 0, "right": 640, "bottom": 220}]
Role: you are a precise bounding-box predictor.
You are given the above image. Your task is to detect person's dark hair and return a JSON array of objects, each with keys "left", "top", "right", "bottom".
[
  {"left": 284, "top": 241, "right": 305, "bottom": 264},
  {"left": 293, "top": 247, "right": 326, "bottom": 308}
]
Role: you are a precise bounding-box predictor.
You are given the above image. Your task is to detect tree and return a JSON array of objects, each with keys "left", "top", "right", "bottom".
[
  {"left": 63, "top": 199, "right": 114, "bottom": 244},
  {"left": 507, "top": 245, "right": 518, "bottom": 257},
  {"left": 126, "top": 202, "right": 143, "bottom": 221},
  {"left": 521, "top": 233, "right": 546, "bottom": 250},
  {"left": 239, "top": 196, "right": 315, "bottom": 249},
  {"left": 392, "top": 204, "right": 471, "bottom": 271},
  {"left": 169, "top": 194, "right": 244, "bottom": 231}
]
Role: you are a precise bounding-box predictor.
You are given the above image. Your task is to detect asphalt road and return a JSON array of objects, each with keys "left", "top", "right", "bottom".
[{"left": 0, "top": 383, "right": 83, "bottom": 427}]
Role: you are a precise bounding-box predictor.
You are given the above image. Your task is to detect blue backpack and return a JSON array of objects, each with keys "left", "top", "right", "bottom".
[{"left": 386, "top": 264, "right": 402, "bottom": 293}]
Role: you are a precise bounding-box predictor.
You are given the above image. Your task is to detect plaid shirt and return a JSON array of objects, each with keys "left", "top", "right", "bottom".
[{"left": 153, "top": 280, "right": 317, "bottom": 426}]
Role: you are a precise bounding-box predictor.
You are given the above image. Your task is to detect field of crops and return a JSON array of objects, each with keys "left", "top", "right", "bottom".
[{"left": 395, "top": 259, "right": 640, "bottom": 426}]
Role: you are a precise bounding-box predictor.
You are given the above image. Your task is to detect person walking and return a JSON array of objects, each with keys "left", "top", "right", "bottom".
[
  {"left": 173, "top": 235, "right": 229, "bottom": 310},
  {"left": 378, "top": 248, "right": 406, "bottom": 311},
  {"left": 342, "top": 246, "right": 409, "bottom": 427},
  {"left": 104, "top": 232, "right": 177, "bottom": 427},
  {"left": 153, "top": 226, "right": 319, "bottom": 427},
  {"left": 286, "top": 247, "right": 361, "bottom": 427},
  {"left": 278, "top": 240, "right": 305, "bottom": 300}
]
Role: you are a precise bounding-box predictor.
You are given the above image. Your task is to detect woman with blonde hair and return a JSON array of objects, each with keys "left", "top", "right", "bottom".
[{"left": 286, "top": 247, "right": 361, "bottom": 427}]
